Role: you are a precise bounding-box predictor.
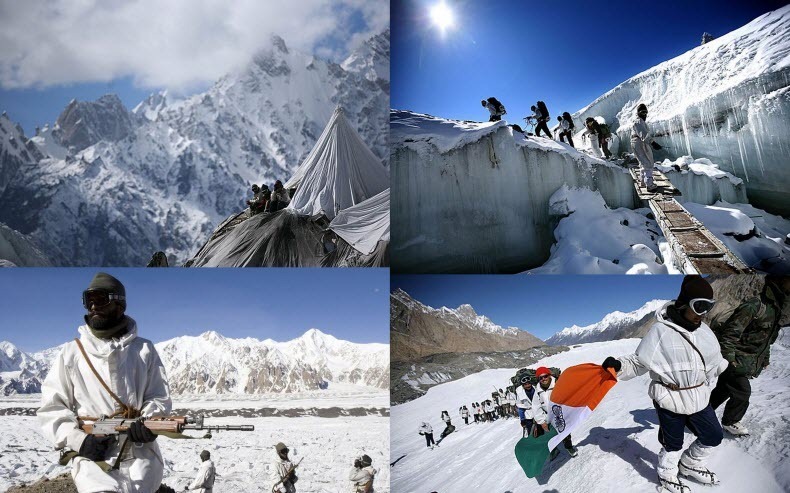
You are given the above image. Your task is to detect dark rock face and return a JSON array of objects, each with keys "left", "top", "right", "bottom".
[{"left": 54, "top": 94, "right": 135, "bottom": 151}]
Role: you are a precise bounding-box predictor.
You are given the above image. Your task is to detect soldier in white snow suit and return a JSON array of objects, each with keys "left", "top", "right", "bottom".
[
  {"left": 515, "top": 376, "right": 536, "bottom": 434},
  {"left": 484, "top": 400, "right": 495, "bottom": 421},
  {"left": 349, "top": 454, "right": 377, "bottom": 493},
  {"left": 631, "top": 103, "right": 663, "bottom": 191},
  {"left": 418, "top": 422, "right": 435, "bottom": 448},
  {"left": 270, "top": 442, "right": 298, "bottom": 493},
  {"left": 38, "top": 272, "right": 172, "bottom": 493},
  {"left": 532, "top": 367, "right": 577, "bottom": 459},
  {"left": 506, "top": 388, "right": 517, "bottom": 417},
  {"left": 603, "top": 276, "right": 726, "bottom": 493},
  {"left": 186, "top": 450, "right": 216, "bottom": 493},
  {"left": 461, "top": 406, "right": 470, "bottom": 425}
]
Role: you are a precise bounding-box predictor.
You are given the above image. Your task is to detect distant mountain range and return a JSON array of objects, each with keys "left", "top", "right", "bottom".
[
  {"left": 390, "top": 289, "right": 544, "bottom": 362},
  {"left": 0, "top": 329, "right": 388, "bottom": 396},
  {"left": 546, "top": 299, "right": 668, "bottom": 346},
  {"left": 0, "top": 29, "right": 389, "bottom": 266}
]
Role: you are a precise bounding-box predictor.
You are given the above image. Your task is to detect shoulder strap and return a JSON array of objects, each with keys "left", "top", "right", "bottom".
[{"left": 73, "top": 338, "right": 138, "bottom": 418}]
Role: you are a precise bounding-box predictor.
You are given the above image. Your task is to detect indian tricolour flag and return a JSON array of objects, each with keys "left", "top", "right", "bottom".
[{"left": 547, "top": 363, "right": 618, "bottom": 451}]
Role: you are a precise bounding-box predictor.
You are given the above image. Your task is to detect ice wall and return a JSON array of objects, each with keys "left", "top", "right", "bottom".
[
  {"left": 656, "top": 156, "right": 748, "bottom": 205},
  {"left": 391, "top": 111, "right": 635, "bottom": 273},
  {"left": 573, "top": 5, "right": 790, "bottom": 214}
]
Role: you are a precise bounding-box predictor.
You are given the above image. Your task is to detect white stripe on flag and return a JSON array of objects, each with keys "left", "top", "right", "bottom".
[{"left": 547, "top": 402, "right": 591, "bottom": 451}]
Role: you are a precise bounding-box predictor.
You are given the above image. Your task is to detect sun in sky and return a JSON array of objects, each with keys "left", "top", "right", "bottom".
[{"left": 429, "top": 1, "right": 455, "bottom": 35}]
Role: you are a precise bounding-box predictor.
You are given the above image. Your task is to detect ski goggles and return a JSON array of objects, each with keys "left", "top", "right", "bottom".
[
  {"left": 520, "top": 376, "right": 533, "bottom": 384},
  {"left": 689, "top": 298, "right": 715, "bottom": 315},
  {"left": 82, "top": 289, "right": 125, "bottom": 309}
]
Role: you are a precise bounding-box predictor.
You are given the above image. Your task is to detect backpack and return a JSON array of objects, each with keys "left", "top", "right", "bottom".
[
  {"left": 599, "top": 123, "right": 612, "bottom": 138},
  {"left": 710, "top": 297, "right": 765, "bottom": 336},
  {"left": 562, "top": 112, "right": 574, "bottom": 130},
  {"left": 487, "top": 97, "right": 506, "bottom": 115},
  {"left": 537, "top": 101, "right": 549, "bottom": 120}
]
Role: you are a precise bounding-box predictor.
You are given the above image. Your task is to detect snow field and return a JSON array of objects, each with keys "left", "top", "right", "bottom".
[
  {"left": 0, "top": 414, "right": 389, "bottom": 493},
  {"left": 391, "top": 333, "right": 790, "bottom": 492}
]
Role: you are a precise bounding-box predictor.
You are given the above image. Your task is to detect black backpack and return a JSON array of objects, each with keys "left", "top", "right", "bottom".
[
  {"left": 487, "top": 97, "right": 505, "bottom": 115},
  {"left": 562, "top": 112, "right": 574, "bottom": 130},
  {"left": 537, "top": 101, "right": 549, "bottom": 120}
]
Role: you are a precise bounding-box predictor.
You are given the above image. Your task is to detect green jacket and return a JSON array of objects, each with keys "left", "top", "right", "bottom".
[{"left": 717, "top": 282, "right": 785, "bottom": 378}]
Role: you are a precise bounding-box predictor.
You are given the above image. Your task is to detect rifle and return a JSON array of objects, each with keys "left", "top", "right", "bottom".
[
  {"left": 66, "top": 415, "right": 254, "bottom": 470},
  {"left": 271, "top": 457, "right": 303, "bottom": 493}
]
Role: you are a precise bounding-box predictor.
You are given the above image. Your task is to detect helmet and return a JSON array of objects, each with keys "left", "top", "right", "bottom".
[
  {"left": 252, "top": 184, "right": 260, "bottom": 192},
  {"left": 637, "top": 103, "right": 648, "bottom": 114}
]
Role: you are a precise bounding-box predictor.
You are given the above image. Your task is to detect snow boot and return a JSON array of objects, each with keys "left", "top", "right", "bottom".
[
  {"left": 723, "top": 422, "right": 749, "bottom": 436},
  {"left": 658, "top": 475, "right": 690, "bottom": 493},
  {"left": 566, "top": 446, "right": 578, "bottom": 457},
  {"left": 678, "top": 461, "right": 719, "bottom": 485},
  {"left": 549, "top": 448, "right": 560, "bottom": 461}
]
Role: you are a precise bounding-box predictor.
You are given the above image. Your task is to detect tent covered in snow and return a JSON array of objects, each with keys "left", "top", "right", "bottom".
[
  {"left": 186, "top": 107, "right": 390, "bottom": 267},
  {"left": 322, "top": 188, "right": 389, "bottom": 267},
  {"left": 285, "top": 106, "right": 389, "bottom": 220}
]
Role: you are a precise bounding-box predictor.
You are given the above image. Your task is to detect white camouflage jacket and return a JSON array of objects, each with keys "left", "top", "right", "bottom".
[
  {"left": 38, "top": 319, "right": 171, "bottom": 492},
  {"left": 616, "top": 302, "right": 728, "bottom": 415}
]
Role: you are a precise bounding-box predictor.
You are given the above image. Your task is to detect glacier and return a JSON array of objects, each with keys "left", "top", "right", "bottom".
[
  {"left": 391, "top": 111, "right": 762, "bottom": 273},
  {"left": 573, "top": 5, "right": 790, "bottom": 214}
]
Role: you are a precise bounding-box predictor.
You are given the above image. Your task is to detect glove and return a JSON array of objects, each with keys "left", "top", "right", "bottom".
[
  {"left": 78, "top": 434, "right": 114, "bottom": 461},
  {"left": 291, "top": 473, "right": 298, "bottom": 484},
  {"left": 650, "top": 141, "right": 662, "bottom": 150},
  {"left": 128, "top": 420, "right": 157, "bottom": 443},
  {"left": 602, "top": 356, "right": 622, "bottom": 373}
]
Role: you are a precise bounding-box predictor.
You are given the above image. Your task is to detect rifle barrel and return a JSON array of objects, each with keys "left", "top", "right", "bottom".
[{"left": 184, "top": 424, "right": 255, "bottom": 431}]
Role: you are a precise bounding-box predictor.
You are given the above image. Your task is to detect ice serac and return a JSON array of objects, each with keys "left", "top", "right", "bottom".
[
  {"left": 574, "top": 5, "right": 790, "bottom": 214},
  {"left": 390, "top": 111, "right": 636, "bottom": 273},
  {"left": 390, "top": 289, "right": 544, "bottom": 362},
  {"left": 0, "top": 30, "right": 389, "bottom": 266},
  {"left": 546, "top": 299, "right": 667, "bottom": 345}
]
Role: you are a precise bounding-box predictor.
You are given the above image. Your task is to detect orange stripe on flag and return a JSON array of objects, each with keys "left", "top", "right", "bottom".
[{"left": 550, "top": 363, "right": 617, "bottom": 409}]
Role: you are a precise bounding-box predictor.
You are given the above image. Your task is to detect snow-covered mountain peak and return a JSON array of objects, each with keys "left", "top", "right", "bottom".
[
  {"left": 270, "top": 34, "right": 289, "bottom": 54},
  {"left": 342, "top": 28, "right": 390, "bottom": 83},
  {"left": 547, "top": 299, "right": 669, "bottom": 345}
]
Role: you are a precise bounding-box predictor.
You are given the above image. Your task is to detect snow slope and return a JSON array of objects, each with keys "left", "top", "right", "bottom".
[
  {"left": 391, "top": 331, "right": 790, "bottom": 492},
  {"left": 0, "top": 31, "right": 389, "bottom": 266},
  {"left": 574, "top": 5, "right": 790, "bottom": 214}
]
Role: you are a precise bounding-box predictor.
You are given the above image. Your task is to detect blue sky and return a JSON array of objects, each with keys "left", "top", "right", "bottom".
[
  {"left": 391, "top": 275, "right": 686, "bottom": 340},
  {"left": 0, "top": 268, "right": 389, "bottom": 352},
  {"left": 0, "top": 0, "right": 388, "bottom": 135},
  {"left": 391, "top": 0, "right": 784, "bottom": 123}
]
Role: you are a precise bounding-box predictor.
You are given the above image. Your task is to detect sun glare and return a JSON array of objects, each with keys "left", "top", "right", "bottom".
[{"left": 429, "top": 2, "right": 454, "bottom": 34}]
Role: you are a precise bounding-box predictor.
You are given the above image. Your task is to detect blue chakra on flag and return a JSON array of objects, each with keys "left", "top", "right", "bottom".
[{"left": 551, "top": 404, "right": 566, "bottom": 432}]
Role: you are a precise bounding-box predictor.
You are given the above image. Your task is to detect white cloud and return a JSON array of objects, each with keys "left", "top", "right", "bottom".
[{"left": 0, "top": 0, "right": 388, "bottom": 90}]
